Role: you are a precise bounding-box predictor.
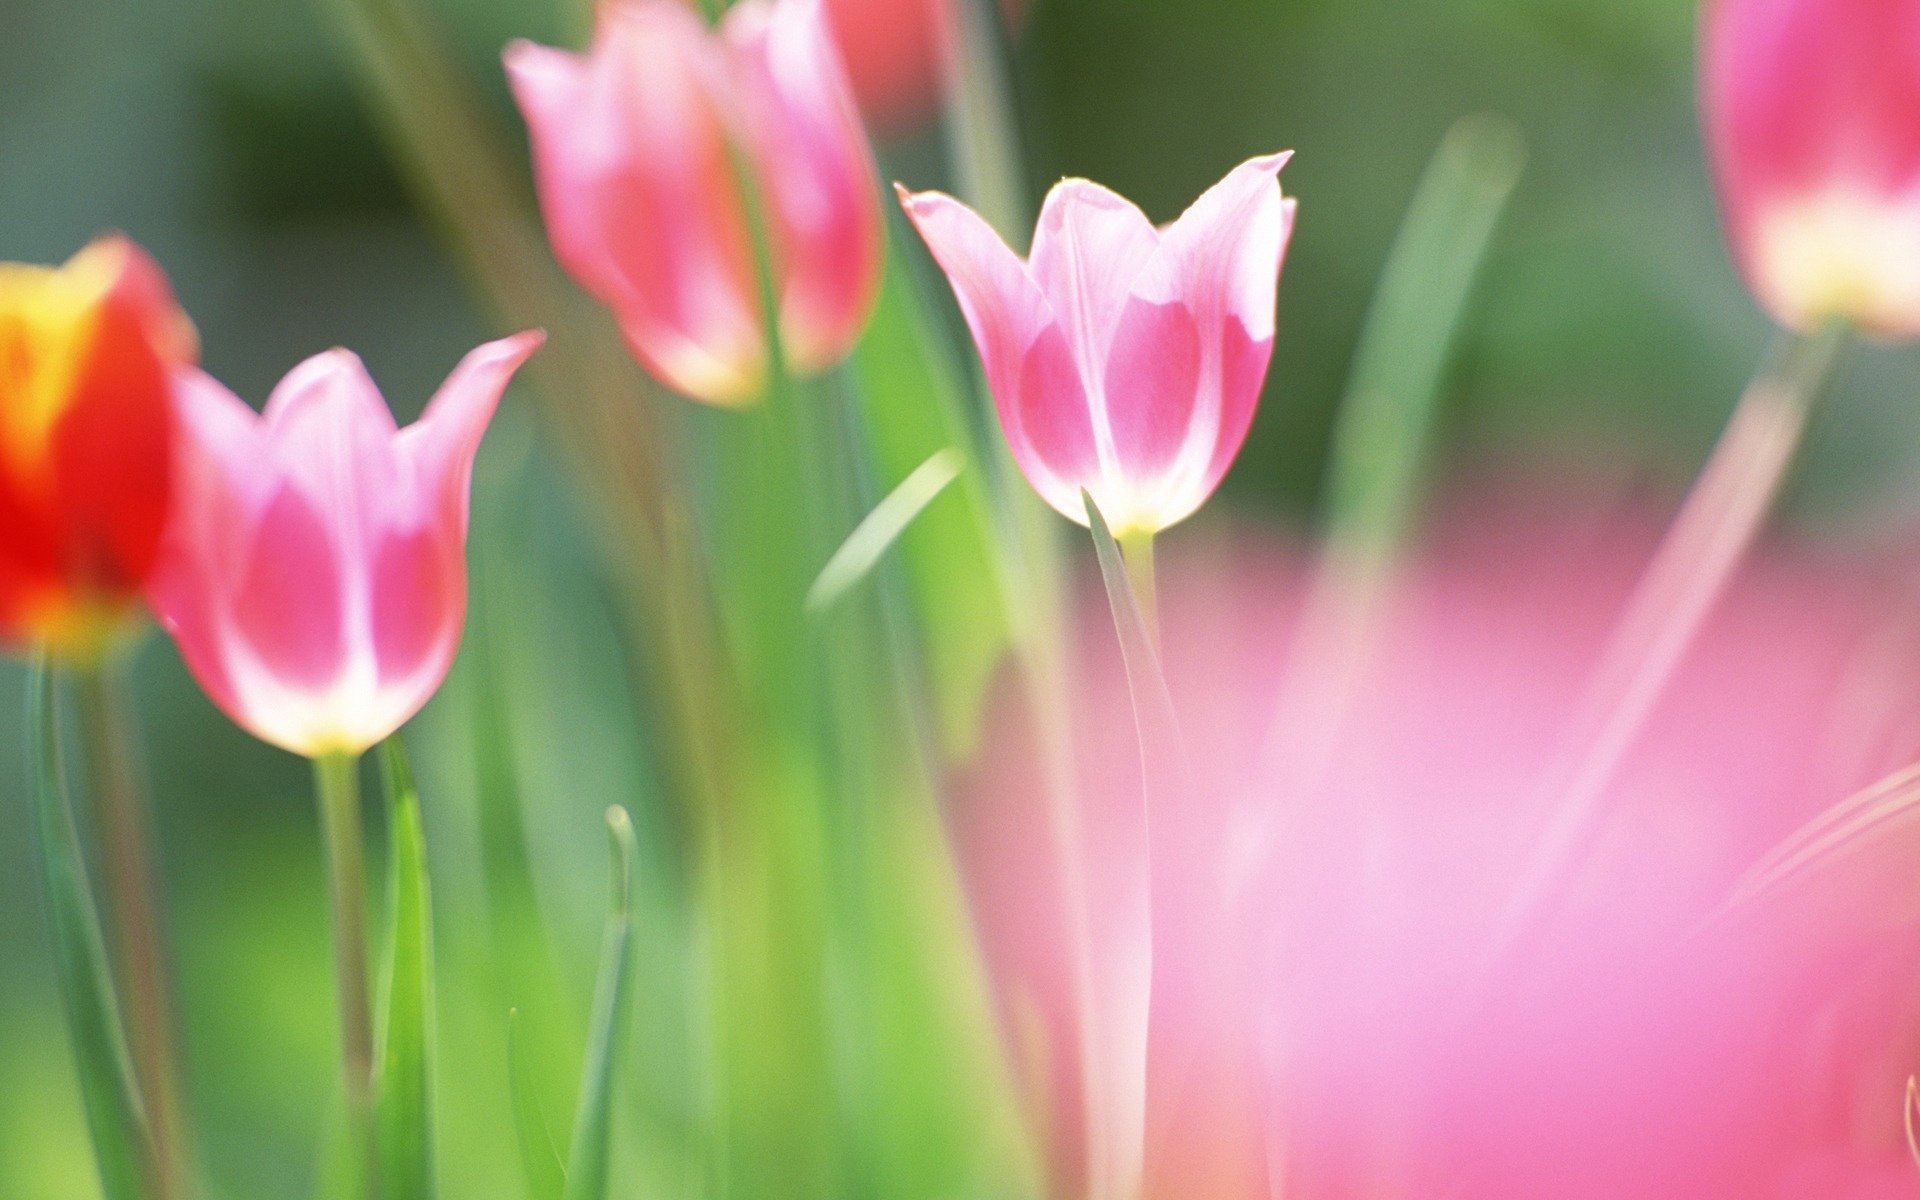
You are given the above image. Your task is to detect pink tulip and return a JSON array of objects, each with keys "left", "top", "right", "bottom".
[
  {"left": 957, "top": 480, "right": 1920, "bottom": 1198},
  {"left": 1702, "top": 0, "right": 1920, "bottom": 336},
  {"left": 149, "top": 334, "right": 542, "bottom": 758},
  {"left": 821, "top": 0, "right": 1026, "bottom": 136},
  {"left": 899, "top": 155, "right": 1295, "bottom": 536},
  {"left": 505, "top": 0, "right": 882, "bottom": 405}
]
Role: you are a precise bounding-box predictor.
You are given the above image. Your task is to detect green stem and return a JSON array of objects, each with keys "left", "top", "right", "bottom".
[
  {"left": 73, "top": 662, "right": 189, "bottom": 1200},
  {"left": 937, "top": 0, "right": 1029, "bottom": 238},
  {"left": 1117, "top": 529, "right": 1158, "bottom": 647},
  {"left": 314, "top": 752, "right": 379, "bottom": 1200}
]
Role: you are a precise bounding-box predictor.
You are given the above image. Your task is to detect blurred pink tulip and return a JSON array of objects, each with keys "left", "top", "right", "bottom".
[
  {"left": 822, "top": 0, "right": 1025, "bottom": 136},
  {"left": 1702, "top": 0, "right": 1920, "bottom": 336},
  {"left": 149, "top": 334, "right": 542, "bottom": 758},
  {"left": 958, "top": 481, "right": 1920, "bottom": 1198},
  {"left": 900, "top": 155, "right": 1294, "bottom": 536},
  {"left": 506, "top": 0, "right": 882, "bottom": 405}
]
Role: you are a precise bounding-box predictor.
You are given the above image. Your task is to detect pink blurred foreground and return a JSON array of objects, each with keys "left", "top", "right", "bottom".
[{"left": 959, "top": 484, "right": 1920, "bottom": 1198}]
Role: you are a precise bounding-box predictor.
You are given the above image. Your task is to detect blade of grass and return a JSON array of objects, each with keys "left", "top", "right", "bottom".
[
  {"left": 28, "top": 659, "right": 152, "bottom": 1200},
  {"left": 564, "top": 809, "right": 638, "bottom": 1200},
  {"left": 1713, "top": 761, "right": 1920, "bottom": 917},
  {"left": 507, "top": 1008, "right": 566, "bottom": 1200},
  {"left": 1321, "top": 115, "right": 1527, "bottom": 562},
  {"left": 375, "top": 738, "right": 435, "bottom": 1200},
  {"left": 1240, "top": 115, "right": 1526, "bottom": 890},
  {"left": 807, "top": 449, "right": 966, "bottom": 613}
]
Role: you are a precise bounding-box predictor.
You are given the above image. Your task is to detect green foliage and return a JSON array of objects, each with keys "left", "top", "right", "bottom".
[
  {"left": 376, "top": 738, "right": 436, "bottom": 1200},
  {"left": 27, "top": 663, "right": 151, "bottom": 1200}
]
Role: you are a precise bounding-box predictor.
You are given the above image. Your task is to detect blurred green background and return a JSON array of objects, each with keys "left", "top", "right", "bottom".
[{"left": 5, "top": 0, "right": 1920, "bottom": 1196}]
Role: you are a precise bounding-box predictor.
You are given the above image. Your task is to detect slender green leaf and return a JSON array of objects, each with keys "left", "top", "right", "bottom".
[
  {"left": 808, "top": 449, "right": 966, "bottom": 613},
  {"left": 1322, "top": 114, "right": 1526, "bottom": 561},
  {"left": 849, "top": 247, "right": 1019, "bottom": 756},
  {"left": 27, "top": 661, "right": 151, "bottom": 1200},
  {"left": 374, "top": 738, "right": 435, "bottom": 1200},
  {"left": 507, "top": 1008, "right": 566, "bottom": 1200},
  {"left": 564, "top": 808, "right": 637, "bottom": 1200}
]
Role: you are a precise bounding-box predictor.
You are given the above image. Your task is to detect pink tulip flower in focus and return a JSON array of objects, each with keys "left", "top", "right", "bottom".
[
  {"left": 149, "top": 333, "right": 542, "bottom": 758},
  {"left": 957, "top": 482, "right": 1920, "bottom": 1198},
  {"left": 900, "top": 156, "right": 1294, "bottom": 536},
  {"left": 1702, "top": 0, "right": 1920, "bottom": 336},
  {"left": 506, "top": 0, "right": 882, "bottom": 405}
]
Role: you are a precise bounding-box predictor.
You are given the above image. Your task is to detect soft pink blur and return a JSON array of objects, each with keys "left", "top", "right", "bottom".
[
  {"left": 900, "top": 156, "right": 1294, "bottom": 537},
  {"left": 822, "top": 0, "right": 1025, "bottom": 136},
  {"left": 957, "top": 485, "right": 1920, "bottom": 1198},
  {"left": 1702, "top": 0, "right": 1920, "bottom": 336},
  {"left": 149, "top": 334, "right": 541, "bottom": 758},
  {"left": 506, "top": 0, "right": 882, "bottom": 405}
]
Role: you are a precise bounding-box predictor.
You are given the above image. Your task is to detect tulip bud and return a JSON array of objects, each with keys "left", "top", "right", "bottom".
[
  {"left": 506, "top": 0, "right": 882, "bottom": 405},
  {"left": 149, "top": 334, "right": 541, "bottom": 757},
  {"left": 1702, "top": 0, "right": 1920, "bottom": 336},
  {"left": 900, "top": 155, "right": 1294, "bottom": 536},
  {"left": 0, "top": 237, "right": 196, "bottom": 657}
]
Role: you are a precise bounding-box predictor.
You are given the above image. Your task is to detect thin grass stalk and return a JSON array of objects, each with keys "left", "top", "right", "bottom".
[
  {"left": 72, "top": 660, "right": 191, "bottom": 1200},
  {"left": 1486, "top": 319, "right": 1850, "bottom": 960},
  {"left": 1234, "top": 118, "right": 1524, "bottom": 900}
]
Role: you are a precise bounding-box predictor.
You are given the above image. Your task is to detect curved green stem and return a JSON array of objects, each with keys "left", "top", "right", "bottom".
[
  {"left": 314, "top": 752, "right": 379, "bottom": 1200},
  {"left": 73, "top": 661, "right": 190, "bottom": 1200}
]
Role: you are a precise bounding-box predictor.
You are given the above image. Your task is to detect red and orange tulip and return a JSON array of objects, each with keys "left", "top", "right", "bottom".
[
  {"left": 900, "top": 155, "right": 1295, "bottom": 537},
  {"left": 0, "top": 237, "right": 196, "bottom": 658},
  {"left": 1703, "top": 0, "right": 1920, "bottom": 336},
  {"left": 149, "top": 334, "right": 541, "bottom": 758},
  {"left": 506, "top": 0, "right": 882, "bottom": 405}
]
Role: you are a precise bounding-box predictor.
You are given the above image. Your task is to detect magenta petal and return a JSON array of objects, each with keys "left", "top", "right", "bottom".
[
  {"left": 1123, "top": 155, "right": 1293, "bottom": 529},
  {"left": 403, "top": 331, "right": 543, "bottom": 529},
  {"left": 503, "top": 40, "right": 607, "bottom": 289},
  {"left": 1012, "top": 322, "right": 1102, "bottom": 522},
  {"left": 232, "top": 486, "right": 348, "bottom": 694},
  {"left": 1099, "top": 296, "right": 1203, "bottom": 525},
  {"left": 370, "top": 525, "right": 458, "bottom": 688},
  {"left": 510, "top": 2, "right": 763, "bottom": 403},
  {"left": 725, "top": 0, "right": 882, "bottom": 372}
]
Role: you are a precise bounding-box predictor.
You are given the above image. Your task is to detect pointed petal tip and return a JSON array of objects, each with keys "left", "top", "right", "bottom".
[{"left": 895, "top": 183, "right": 966, "bottom": 224}]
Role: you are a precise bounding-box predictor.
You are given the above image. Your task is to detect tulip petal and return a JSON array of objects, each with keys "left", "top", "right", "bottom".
[
  {"left": 1014, "top": 323, "right": 1103, "bottom": 521},
  {"left": 233, "top": 485, "right": 349, "bottom": 694},
  {"left": 1028, "top": 179, "right": 1161, "bottom": 382},
  {"left": 370, "top": 525, "right": 458, "bottom": 689},
  {"left": 1098, "top": 296, "right": 1203, "bottom": 530},
  {"left": 510, "top": 3, "right": 764, "bottom": 403},
  {"left": 502, "top": 41, "right": 607, "bottom": 288},
  {"left": 1127, "top": 155, "right": 1293, "bottom": 526},
  {"left": 402, "top": 330, "right": 544, "bottom": 530},
  {"left": 899, "top": 185, "right": 1100, "bottom": 519},
  {"left": 726, "top": 0, "right": 883, "bottom": 372}
]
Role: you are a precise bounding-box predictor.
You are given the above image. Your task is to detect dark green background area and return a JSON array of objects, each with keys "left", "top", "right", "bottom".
[{"left": 3, "top": 1, "right": 1918, "bottom": 1196}]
